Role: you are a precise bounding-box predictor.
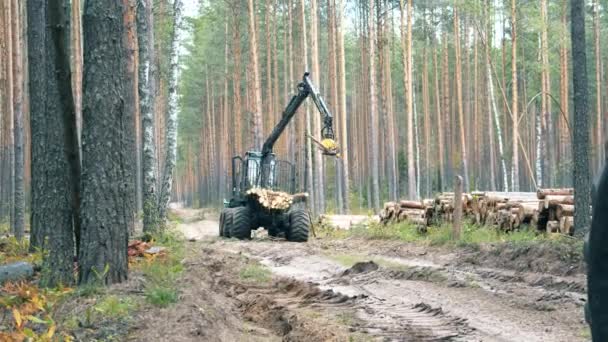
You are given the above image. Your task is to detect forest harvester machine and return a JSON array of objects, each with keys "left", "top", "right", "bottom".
[{"left": 218, "top": 72, "right": 339, "bottom": 242}]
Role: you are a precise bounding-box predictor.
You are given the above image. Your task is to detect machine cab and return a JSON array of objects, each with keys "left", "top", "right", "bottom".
[{"left": 231, "top": 151, "right": 296, "bottom": 200}]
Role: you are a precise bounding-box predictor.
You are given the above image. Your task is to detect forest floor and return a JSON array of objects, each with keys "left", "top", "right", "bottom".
[
  {"left": 1, "top": 208, "right": 588, "bottom": 341},
  {"left": 155, "top": 208, "right": 589, "bottom": 342}
]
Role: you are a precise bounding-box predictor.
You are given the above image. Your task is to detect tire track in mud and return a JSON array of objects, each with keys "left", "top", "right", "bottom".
[
  {"left": 217, "top": 240, "right": 588, "bottom": 342},
  {"left": 211, "top": 244, "right": 477, "bottom": 341}
]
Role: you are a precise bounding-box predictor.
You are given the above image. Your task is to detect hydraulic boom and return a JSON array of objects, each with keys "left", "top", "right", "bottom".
[{"left": 261, "top": 72, "right": 338, "bottom": 157}]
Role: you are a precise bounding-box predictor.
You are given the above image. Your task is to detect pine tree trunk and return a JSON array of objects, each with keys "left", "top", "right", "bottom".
[
  {"left": 487, "top": 37, "right": 509, "bottom": 191},
  {"left": 11, "top": 0, "right": 24, "bottom": 240},
  {"left": 28, "top": 0, "right": 79, "bottom": 286},
  {"left": 230, "top": 1, "right": 242, "bottom": 155},
  {"left": 79, "top": 0, "right": 135, "bottom": 285},
  {"left": 247, "top": 0, "right": 263, "bottom": 149},
  {"left": 299, "top": 0, "right": 314, "bottom": 211},
  {"left": 570, "top": 0, "right": 591, "bottom": 237},
  {"left": 454, "top": 6, "right": 469, "bottom": 191},
  {"left": 71, "top": 0, "right": 82, "bottom": 147},
  {"left": 510, "top": 0, "right": 519, "bottom": 191},
  {"left": 559, "top": 0, "right": 570, "bottom": 182},
  {"left": 336, "top": 0, "right": 349, "bottom": 212},
  {"left": 594, "top": 0, "right": 603, "bottom": 172},
  {"left": 137, "top": 0, "right": 159, "bottom": 232},
  {"left": 368, "top": 0, "right": 380, "bottom": 210},
  {"left": 434, "top": 46, "right": 444, "bottom": 191},
  {"left": 157, "top": 0, "right": 183, "bottom": 223},
  {"left": 310, "top": 0, "right": 325, "bottom": 214},
  {"left": 399, "top": 0, "right": 415, "bottom": 199}
]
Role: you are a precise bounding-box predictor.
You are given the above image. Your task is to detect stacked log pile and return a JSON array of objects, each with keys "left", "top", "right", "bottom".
[
  {"left": 380, "top": 188, "right": 577, "bottom": 235},
  {"left": 245, "top": 188, "right": 308, "bottom": 210}
]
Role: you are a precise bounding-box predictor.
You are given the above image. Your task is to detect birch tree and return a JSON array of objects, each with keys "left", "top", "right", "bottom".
[
  {"left": 137, "top": 0, "right": 159, "bottom": 232},
  {"left": 158, "top": 0, "right": 183, "bottom": 224}
]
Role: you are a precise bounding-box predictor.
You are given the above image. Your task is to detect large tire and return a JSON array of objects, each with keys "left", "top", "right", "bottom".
[
  {"left": 219, "top": 209, "right": 233, "bottom": 238},
  {"left": 219, "top": 210, "right": 226, "bottom": 237},
  {"left": 230, "top": 207, "right": 253, "bottom": 240},
  {"left": 287, "top": 209, "right": 310, "bottom": 242}
]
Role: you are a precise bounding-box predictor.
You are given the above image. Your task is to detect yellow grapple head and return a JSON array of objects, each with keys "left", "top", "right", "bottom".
[{"left": 320, "top": 138, "right": 340, "bottom": 156}]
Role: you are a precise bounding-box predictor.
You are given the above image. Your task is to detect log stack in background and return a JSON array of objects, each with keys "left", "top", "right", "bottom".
[{"left": 380, "top": 188, "right": 578, "bottom": 235}]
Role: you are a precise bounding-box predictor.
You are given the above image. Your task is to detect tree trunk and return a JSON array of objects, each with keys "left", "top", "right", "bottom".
[
  {"left": 540, "top": 0, "right": 552, "bottom": 188},
  {"left": 28, "top": 0, "right": 79, "bottom": 286},
  {"left": 310, "top": 0, "right": 325, "bottom": 214},
  {"left": 487, "top": 38, "right": 509, "bottom": 191},
  {"left": 79, "top": 0, "right": 135, "bottom": 284},
  {"left": 247, "top": 0, "right": 263, "bottom": 149},
  {"left": 157, "top": 0, "right": 183, "bottom": 222},
  {"left": 510, "top": 0, "right": 519, "bottom": 191},
  {"left": 230, "top": 0, "right": 242, "bottom": 155},
  {"left": 299, "top": 0, "right": 314, "bottom": 211},
  {"left": 399, "top": 0, "right": 413, "bottom": 199},
  {"left": 368, "top": 0, "right": 380, "bottom": 210},
  {"left": 137, "top": 0, "right": 159, "bottom": 232},
  {"left": 71, "top": 0, "right": 82, "bottom": 147},
  {"left": 594, "top": 0, "right": 603, "bottom": 172},
  {"left": 559, "top": 0, "right": 570, "bottom": 180},
  {"left": 570, "top": 0, "right": 591, "bottom": 237},
  {"left": 336, "top": 0, "right": 349, "bottom": 212},
  {"left": 434, "top": 46, "right": 444, "bottom": 190},
  {"left": 11, "top": 0, "right": 25, "bottom": 240},
  {"left": 454, "top": 6, "right": 469, "bottom": 191}
]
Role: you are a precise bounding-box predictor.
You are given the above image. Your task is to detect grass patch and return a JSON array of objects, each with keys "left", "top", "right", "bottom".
[
  {"left": 239, "top": 264, "right": 272, "bottom": 283},
  {"left": 94, "top": 295, "right": 137, "bottom": 318},
  {"left": 144, "top": 285, "right": 178, "bottom": 307},
  {"left": 0, "top": 236, "right": 44, "bottom": 265},
  {"left": 135, "top": 231, "right": 185, "bottom": 308},
  {"left": 338, "top": 220, "right": 547, "bottom": 249}
]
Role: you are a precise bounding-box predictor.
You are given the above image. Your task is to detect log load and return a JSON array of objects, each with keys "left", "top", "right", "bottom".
[{"left": 245, "top": 188, "right": 308, "bottom": 210}]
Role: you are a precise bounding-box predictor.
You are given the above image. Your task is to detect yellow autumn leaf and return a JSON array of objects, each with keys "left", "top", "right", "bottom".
[
  {"left": 46, "top": 322, "right": 56, "bottom": 339},
  {"left": 12, "top": 308, "right": 22, "bottom": 329}
]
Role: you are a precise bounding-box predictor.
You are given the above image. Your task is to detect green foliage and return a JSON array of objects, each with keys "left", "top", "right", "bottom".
[
  {"left": 145, "top": 286, "right": 179, "bottom": 307},
  {"left": 337, "top": 220, "right": 543, "bottom": 249},
  {"left": 136, "top": 230, "right": 185, "bottom": 308},
  {"left": 94, "top": 296, "right": 136, "bottom": 318},
  {"left": 238, "top": 264, "right": 272, "bottom": 283}
]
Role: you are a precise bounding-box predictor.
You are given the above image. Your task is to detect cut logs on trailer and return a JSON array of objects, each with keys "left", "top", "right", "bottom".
[
  {"left": 245, "top": 188, "right": 308, "bottom": 210},
  {"left": 380, "top": 188, "right": 580, "bottom": 235}
]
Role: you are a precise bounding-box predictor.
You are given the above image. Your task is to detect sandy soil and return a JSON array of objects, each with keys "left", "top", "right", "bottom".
[{"left": 141, "top": 208, "right": 589, "bottom": 342}]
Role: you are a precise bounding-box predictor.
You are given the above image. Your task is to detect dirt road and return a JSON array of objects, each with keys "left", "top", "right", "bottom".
[{"left": 169, "top": 209, "right": 588, "bottom": 341}]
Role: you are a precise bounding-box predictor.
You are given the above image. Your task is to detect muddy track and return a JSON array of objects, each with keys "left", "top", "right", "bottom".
[{"left": 176, "top": 211, "right": 588, "bottom": 341}]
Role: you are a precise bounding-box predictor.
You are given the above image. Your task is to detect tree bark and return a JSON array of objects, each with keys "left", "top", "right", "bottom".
[
  {"left": 570, "top": 0, "right": 591, "bottom": 237},
  {"left": 79, "top": 0, "right": 135, "bottom": 284},
  {"left": 247, "top": 0, "right": 263, "bottom": 149},
  {"left": 157, "top": 0, "right": 183, "bottom": 222},
  {"left": 368, "top": 0, "right": 380, "bottom": 210},
  {"left": 400, "top": 0, "right": 415, "bottom": 199},
  {"left": 137, "top": 0, "right": 159, "bottom": 232},
  {"left": 594, "top": 0, "right": 603, "bottom": 172},
  {"left": 28, "top": 0, "right": 79, "bottom": 286},
  {"left": 11, "top": 0, "right": 25, "bottom": 240},
  {"left": 310, "top": 0, "right": 325, "bottom": 214},
  {"left": 454, "top": 6, "right": 469, "bottom": 191},
  {"left": 510, "top": 0, "right": 519, "bottom": 191},
  {"left": 336, "top": 0, "right": 349, "bottom": 212}
]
